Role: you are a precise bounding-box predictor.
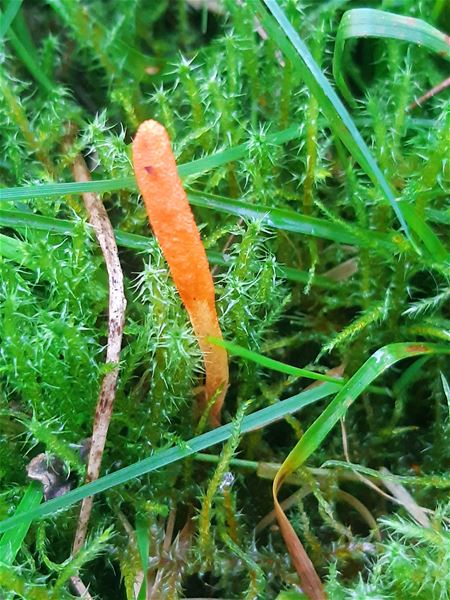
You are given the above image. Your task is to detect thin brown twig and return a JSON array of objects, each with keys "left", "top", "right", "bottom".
[
  {"left": 340, "top": 418, "right": 398, "bottom": 503},
  {"left": 407, "top": 76, "right": 450, "bottom": 111},
  {"left": 69, "top": 149, "right": 126, "bottom": 555},
  {"left": 256, "top": 485, "right": 380, "bottom": 540},
  {"left": 340, "top": 420, "right": 435, "bottom": 521}
]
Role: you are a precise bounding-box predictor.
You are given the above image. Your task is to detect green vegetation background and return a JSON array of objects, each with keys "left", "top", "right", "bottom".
[{"left": 0, "top": 0, "right": 449, "bottom": 598}]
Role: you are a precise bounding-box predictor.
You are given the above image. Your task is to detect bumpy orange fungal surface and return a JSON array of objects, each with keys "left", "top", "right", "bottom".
[{"left": 132, "top": 119, "right": 228, "bottom": 426}]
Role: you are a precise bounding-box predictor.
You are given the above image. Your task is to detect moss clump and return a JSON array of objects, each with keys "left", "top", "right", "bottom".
[{"left": 0, "top": 0, "right": 448, "bottom": 598}]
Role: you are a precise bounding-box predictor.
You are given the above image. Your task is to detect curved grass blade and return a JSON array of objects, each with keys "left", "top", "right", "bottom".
[
  {"left": 262, "top": 2, "right": 447, "bottom": 266},
  {"left": 209, "top": 337, "right": 342, "bottom": 385},
  {"left": 276, "top": 342, "right": 449, "bottom": 479},
  {"left": 209, "top": 337, "right": 388, "bottom": 396},
  {"left": 0, "top": 383, "right": 339, "bottom": 535},
  {"left": 271, "top": 341, "right": 449, "bottom": 596},
  {"left": 333, "top": 9, "right": 450, "bottom": 105},
  {"left": 250, "top": 0, "right": 419, "bottom": 248}
]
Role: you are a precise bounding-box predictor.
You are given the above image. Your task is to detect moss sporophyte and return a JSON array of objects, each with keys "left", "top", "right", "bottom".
[{"left": 132, "top": 120, "right": 229, "bottom": 427}]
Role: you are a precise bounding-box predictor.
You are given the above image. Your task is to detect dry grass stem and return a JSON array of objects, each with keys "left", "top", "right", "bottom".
[{"left": 70, "top": 151, "right": 126, "bottom": 555}]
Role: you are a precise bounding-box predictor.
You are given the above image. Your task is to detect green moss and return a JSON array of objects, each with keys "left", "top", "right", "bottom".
[{"left": 0, "top": 0, "right": 449, "bottom": 597}]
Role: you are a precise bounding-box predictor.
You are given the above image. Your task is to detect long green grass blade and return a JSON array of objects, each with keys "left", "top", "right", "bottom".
[
  {"left": 209, "top": 337, "right": 389, "bottom": 396},
  {"left": 135, "top": 516, "right": 150, "bottom": 600},
  {"left": 0, "top": 193, "right": 396, "bottom": 250},
  {"left": 188, "top": 191, "right": 394, "bottom": 249},
  {"left": 0, "top": 210, "right": 336, "bottom": 288},
  {"left": 0, "top": 0, "right": 22, "bottom": 39},
  {"left": 1, "top": 1, "right": 53, "bottom": 92},
  {"left": 0, "top": 482, "right": 42, "bottom": 564},
  {"left": 0, "top": 383, "right": 339, "bottom": 535},
  {"left": 209, "top": 337, "right": 342, "bottom": 385},
  {"left": 333, "top": 9, "right": 450, "bottom": 105},
  {"left": 6, "top": 27, "right": 54, "bottom": 93},
  {"left": 0, "top": 125, "right": 301, "bottom": 202},
  {"left": 400, "top": 203, "right": 449, "bottom": 264},
  {"left": 180, "top": 124, "right": 302, "bottom": 177},
  {"left": 276, "top": 343, "right": 450, "bottom": 482},
  {"left": 0, "top": 177, "right": 135, "bottom": 201},
  {"left": 250, "top": 0, "right": 411, "bottom": 242}
]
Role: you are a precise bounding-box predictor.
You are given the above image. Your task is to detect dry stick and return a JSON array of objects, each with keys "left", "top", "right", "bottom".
[
  {"left": 407, "top": 76, "right": 450, "bottom": 112},
  {"left": 70, "top": 153, "right": 126, "bottom": 554},
  {"left": 379, "top": 467, "right": 430, "bottom": 528},
  {"left": 163, "top": 508, "right": 177, "bottom": 553}
]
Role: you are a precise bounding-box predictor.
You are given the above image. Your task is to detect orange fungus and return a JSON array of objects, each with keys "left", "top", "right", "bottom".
[{"left": 132, "top": 120, "right": 229, "bottom": 426}]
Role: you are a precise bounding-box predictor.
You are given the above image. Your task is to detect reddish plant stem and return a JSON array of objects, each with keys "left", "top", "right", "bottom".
[{"left": 407, "top": 76, "right": 450, "bottom": 111}]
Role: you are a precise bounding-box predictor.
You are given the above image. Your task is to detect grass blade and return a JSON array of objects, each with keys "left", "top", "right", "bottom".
[
  {"left": 0, "top": 210, "right": 337, "bottom": 288},
  {"left": 0, "top": 124, "right": 302, "bottom": 202},
  {"left": 0, "top": 383, "right": 339, "bottom": 535},
  {"left": 0, "top": 192, "right": 398, "bottom": 251},
  {"left": 0, "top": 177, "right": 136, "bottom": 201},
  {"left": 188, "top": 191, "right": 394, "bottom": 249},
  {"left": 210, "top": 337, "right": 389, "bottom": 395},
  {"left": 1, "top": 1, "right": 54, "bottom": 92},
  {"left": 180, "top": 124, "right": 302, "bottom": 177},
  {"left": 0, "top": 0, "right": 22, "bottom": 39},
  {"left": 209, "top": 337, "right": 342, "bottom": 385},
  {"left": 135, "top": 515, "right": 150, "bottom": 600},
  {"left": 6, "top": 27, "right": 55, "bottom": 93},
  {"left": 400, "top": 203, "right": 449, "bottom": 264},
  {"left": 276, "top": 342, "right": 450, "bottom": 479},
  {"left": 271, "top": 341, "right": 449, "bottom": 595},
  {"left": 333, "top": 9, "right": 450, "bottom": 105},
  {"left": 250, "top": 0, "right": 411, "bottom": 242},
  {"left": 0, "top": 232, "right": 26, "bottom": 262},
  {"left": 0, "top": 482, "right": 42, "bottom": 564}
]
